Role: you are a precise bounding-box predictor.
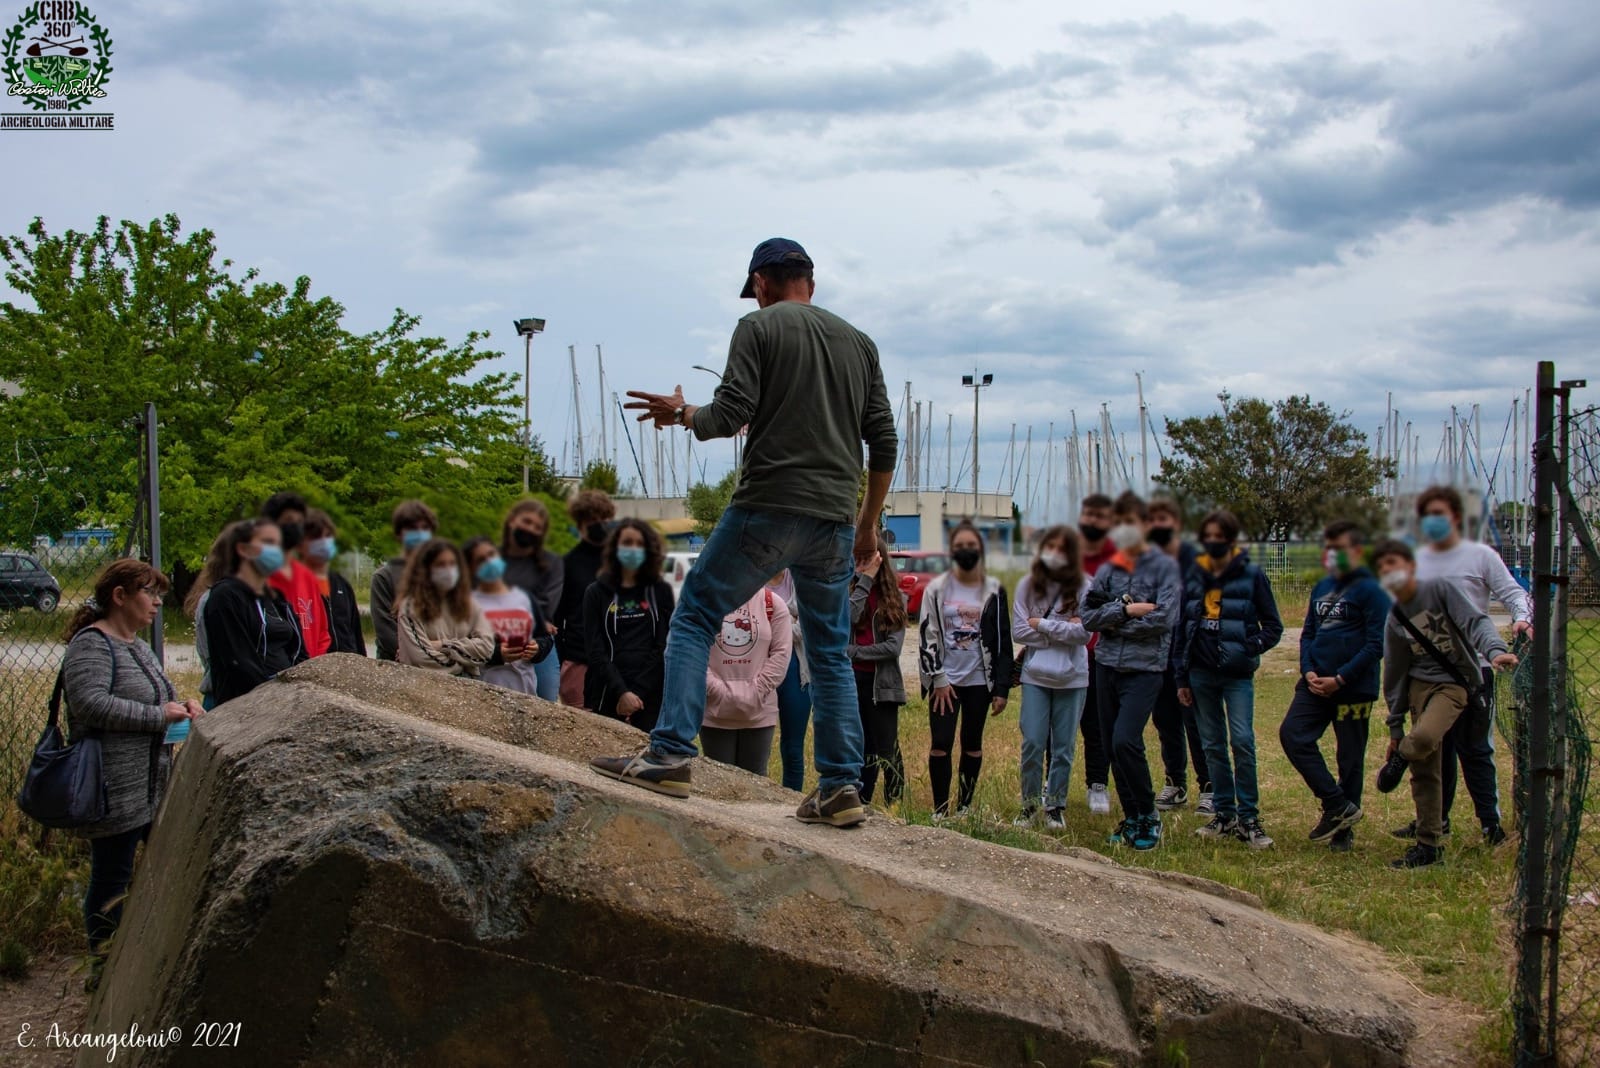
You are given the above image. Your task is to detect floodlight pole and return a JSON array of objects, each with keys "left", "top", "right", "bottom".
[
  {"left": 963, "top": 370, "right": 992, "bottom": 516},
  {"left": 515, "top": 317, "right": 546, "bottom": 492}
]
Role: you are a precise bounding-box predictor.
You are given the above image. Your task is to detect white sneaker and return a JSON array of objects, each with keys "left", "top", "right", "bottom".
[
  {"left": 1044, "top": 807, "right": 1065, "bottom": 829},
  {"left": 1013, "top": 807, "right": 1039, "bottom": 827},
  {"left": 1088, "top": 784, "right": 1111, "bottom": 815}
]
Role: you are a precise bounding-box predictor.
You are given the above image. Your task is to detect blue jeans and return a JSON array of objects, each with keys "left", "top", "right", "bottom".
[
  {"left": 651, "top": 507, "right": 862, "bottom": 792},
  {"left": 1188, "top": 667, "right": 1259, "bottom": 822},
  {"left": 1019, "top": 683, "right": 1087, "bottom": 809},
  {"left": 532, "top": 648, "right": 560, "bottom": 702},
  {"left": 776, "top": 655, "right": 812, "bottom": 791}
]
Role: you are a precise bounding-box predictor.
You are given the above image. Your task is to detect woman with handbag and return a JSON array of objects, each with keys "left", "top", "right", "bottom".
[{"left": 60, "top": 558, "right": 199, "bottom": 982}]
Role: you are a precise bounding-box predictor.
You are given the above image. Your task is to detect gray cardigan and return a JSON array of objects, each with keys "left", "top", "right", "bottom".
[
  {"left": 63, "top": 627, "right": 174, "bottom": 839},
  {"left": 845, "top": 573, "right": 906, "bottom": 703}
]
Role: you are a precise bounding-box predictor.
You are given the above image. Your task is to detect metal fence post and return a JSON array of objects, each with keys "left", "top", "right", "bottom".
[
  {"left": 145, "top": 401, "right": 163, "bottom": 667},
  {"left": 1520, "top": 361, "right": 1557, "bottom": 1064}
]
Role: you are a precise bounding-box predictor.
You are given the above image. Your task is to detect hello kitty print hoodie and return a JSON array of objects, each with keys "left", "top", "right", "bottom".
[{"left": 704, "top": 587, "right": 794, "bottom": 731}]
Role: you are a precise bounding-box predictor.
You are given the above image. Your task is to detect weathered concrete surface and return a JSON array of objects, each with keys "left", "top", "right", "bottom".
[{"left": 84, "top": 654, "right": 1438, "bottom": 1066}]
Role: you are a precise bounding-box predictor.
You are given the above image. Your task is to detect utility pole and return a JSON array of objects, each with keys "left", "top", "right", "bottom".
[
  {"left": 962, "top": 370, "right": 993, "bottom": 516},
  {"left": 596, "top": 345, "right": 608, "bottom": 470},
  {"left": 513, "top": 318, "right": 545, "bottom": 492},
  {"left": 1043, "top": 422, "right": 1055, "bottom": 524}
]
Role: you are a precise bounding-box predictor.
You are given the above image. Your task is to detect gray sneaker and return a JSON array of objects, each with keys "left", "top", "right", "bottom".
[
  {"left": 590, "top": 748, "right": 693, "bottom": 798},
  {"left": 796, "top": 785, "right": 868, "bottom": 828},
  {"left": 1087, "top": 783, "right": 1112, "bottom": 814},
  {"left": 1196, "top": 791, "right": 1216, "bottom": 817},
  {"left": 1195, "top": 815, "right": 1238, "bottom": 839},
  {"left": 1155, "top": 783, "right": 1188, "bottom": 810},
  {"left": 1235, "top": 818, "right": 1275, "bottom": 850}
]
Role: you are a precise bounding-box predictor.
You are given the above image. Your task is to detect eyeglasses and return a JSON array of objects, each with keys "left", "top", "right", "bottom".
[{"left": 140, "top": 585, "right": 164, "bottom": 598}]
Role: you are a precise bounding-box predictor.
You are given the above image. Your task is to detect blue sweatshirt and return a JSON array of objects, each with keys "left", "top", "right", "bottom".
[{"left": 1299, "top": 568, "right": 1390, "bottom": 701}]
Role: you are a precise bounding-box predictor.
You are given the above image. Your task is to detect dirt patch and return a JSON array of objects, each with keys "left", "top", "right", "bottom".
[{"left": 1, "top": 954, "right": 89, "bottom": 1066}]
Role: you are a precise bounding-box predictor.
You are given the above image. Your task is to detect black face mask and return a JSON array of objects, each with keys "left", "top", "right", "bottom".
[
  {"left": 1147, "top": 526, "right": 1175, "bottom": 547},
  {"left": 952, "top": 548, "right": 982, "bottom": 571},
  {"left": 512, "top": 528, "right": 543, "bottom": 550},
  {"left": 277, "top": 521, "right": 303, "bottom": 551},
  {"left": 585, "top": 522, "right": 608, "bottom": 544},
  {"left": 1079, "top": 523, "right": 1108, "bottom": 544},
  {"left": 1204, "top": 540, "right": 1232, "bottom": 560}
]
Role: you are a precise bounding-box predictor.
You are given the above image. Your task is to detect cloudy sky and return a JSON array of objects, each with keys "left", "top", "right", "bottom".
[{"left": 5, "top": 0, "right": 1595, "bottom": 521}]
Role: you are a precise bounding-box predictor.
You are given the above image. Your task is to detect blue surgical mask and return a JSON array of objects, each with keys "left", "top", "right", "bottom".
[
  {"left": 306, "top": 536, "right": 337, "bottom": 562},
  {"left": 476, "top": 556, "right": 506, "bottom": 584},
  {"left": 617, "top": 546, "right": 647, "bottom": 571},
  {"left": 251, "top": 544, "right": 285, "bottom": 575},
  {"left": 1420, "top": 515, "right": 1453, "bottom": 544},
  {"left": 402, "top": 528, "right": 432, "bottom": 551}
]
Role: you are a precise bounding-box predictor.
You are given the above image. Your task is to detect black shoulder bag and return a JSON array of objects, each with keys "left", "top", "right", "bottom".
[
  {"left": 16, "top": 665, "right": 108, "bottom": 829},
  {"left": 1391, "top": 604, "right": 1488, "bottom": 718}
]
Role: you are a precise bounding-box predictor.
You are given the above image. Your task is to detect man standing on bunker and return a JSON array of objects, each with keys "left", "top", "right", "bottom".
[{"left": 592, "top": 238, "right": 898, "bottom": 828}]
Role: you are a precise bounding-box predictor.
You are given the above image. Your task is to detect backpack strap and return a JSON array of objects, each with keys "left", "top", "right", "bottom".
[
  {"left": 1391, "top": 604, "right": 1479, "bottom": 694},
  {"left": 764, "top": 587, "right": 774, "bottom": 622}
]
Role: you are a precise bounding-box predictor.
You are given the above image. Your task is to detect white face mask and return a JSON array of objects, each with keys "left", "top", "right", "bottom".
[
  {"left": 430, "top": 566, "right": 461, "bottom": 592},
  {"left": 1379, "top": 568, "right": 1410, "bottom": 593},
  {"left": 1039, "top": 550, "right": 1067, "bottom": 571},
  {"left": 1108, "top": 524, "right": 1143, "bottom": 552}
]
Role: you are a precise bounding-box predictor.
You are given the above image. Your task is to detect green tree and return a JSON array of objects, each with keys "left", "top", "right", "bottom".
[
  {"left": 686, "top": 470, "right": 739, "bottom": 538},
  {"left": 0, "top": 214, "right": 556, "bottom": 581},
  {"left": 580, "top": 459, "right": 621, "bottom": 495},
  {"left": 1158, "top": 393, "right": 1394, "bottom": 541}
]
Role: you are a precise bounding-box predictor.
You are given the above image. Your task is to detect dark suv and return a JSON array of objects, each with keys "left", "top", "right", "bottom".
[{"left": 0, "top": 551, "right": 61, "bottom": 612}]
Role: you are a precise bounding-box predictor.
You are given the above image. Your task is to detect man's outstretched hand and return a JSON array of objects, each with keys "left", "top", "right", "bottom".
[{"left": 625, "top": 385, "right": 688, "bottom": 429}]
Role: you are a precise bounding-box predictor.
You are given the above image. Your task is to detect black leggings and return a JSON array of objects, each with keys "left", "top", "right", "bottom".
[
  {"left": 85, "top": 822, "right": 150, "bottom": 953},
  {"left": 929, "top": 684, "right": 991, "bottom": 815},
  {"left": 855, "top": 671, "right": 904, "bottom": 805}
]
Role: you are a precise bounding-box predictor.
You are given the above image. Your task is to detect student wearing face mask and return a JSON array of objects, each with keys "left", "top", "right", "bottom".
[
  {"left": 917, "top": 521, "right": 1014, "bottom": 819},
  {"left": 300, "top": 509, "right": 365, "bottom": 656},
  {"left": 396, "top": 539, "right": 495, "bottom": 676},
  {"left": 1372, "top": 540, "right": 1517, "bottom": 869},
  {"left": 372, "top": 500, "right": 439, "bottom": 662},
  {"left": 584, "top": 519, "right": 674, "bottom": 732},
  {"left": 1279, "top": 521, "right": 1389, "bottom": 853},
  {"left": 1400, "top": 485, "right": 1529, "bottom": 847},
  {"left": 554, "top": 490, "right": 617, "bottom": 707},
  {"left": 197, "top": 519, "right": 307, "bottom": 704},
  {"left": 1011, "top": 525, "right": 1090, "bottom": 828},
  {"left": 1080, "top": 494, "right": 1181, "bottom": 851},
  {"left": 1177, "top": 509, "right": 1283, "bottom": 849},
  {"left": 465, "top": 536, "right": 554, "bottom": 694},
  {"left": 1145, "top": 497, "right": 1212, "bottom": 818},
  {"left": 262, "top": 491, "right": 332, "bottom": 659},
  {"left": 502, "top": 499, "right": 564, "bottom": 702},
  {"left": 1075, "top": 494, "right": 1118, "bottom": 814}
]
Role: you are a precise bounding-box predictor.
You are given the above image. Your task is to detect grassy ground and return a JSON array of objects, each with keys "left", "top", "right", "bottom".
[{"left": 772, "top": 638, "right": 1520, "bottom": 1063}]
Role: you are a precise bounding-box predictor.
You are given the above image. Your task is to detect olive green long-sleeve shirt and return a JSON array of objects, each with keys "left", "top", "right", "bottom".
[{"left": 693, "top": 301, "right": 897, "bottom": 524}]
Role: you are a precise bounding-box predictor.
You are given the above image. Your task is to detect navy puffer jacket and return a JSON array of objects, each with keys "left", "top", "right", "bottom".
[{"left": 1180, "top": 550, "right": 1284, "bottom": 680}]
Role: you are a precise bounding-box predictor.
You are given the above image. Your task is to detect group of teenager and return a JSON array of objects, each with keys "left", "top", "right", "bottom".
[{"left": 919, "top": 484, "right": 1524, "bottom": 870}]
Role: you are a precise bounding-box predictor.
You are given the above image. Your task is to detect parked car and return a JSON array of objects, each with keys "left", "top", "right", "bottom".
[
  {"left": 889, "top": 551, "right": 948, "bottom": 617},
  {"left": 665, "top": 551, "right": 700, "bottom": 601},
  {"left": 0, "top": 551, "right": 62, "bottom": 612}
]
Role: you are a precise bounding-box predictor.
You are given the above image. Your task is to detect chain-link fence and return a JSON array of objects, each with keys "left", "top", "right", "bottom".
[
  {"left": 0, "top": 422, "right": 149, "bottom": 803},
  {"left": 1509, "top": 366, "right": 1599, "bottom": 1067}
]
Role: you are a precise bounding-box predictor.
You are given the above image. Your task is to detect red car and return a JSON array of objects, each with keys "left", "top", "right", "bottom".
[{"left": 889, "top": 551, "right": 949, "bottom": 617}]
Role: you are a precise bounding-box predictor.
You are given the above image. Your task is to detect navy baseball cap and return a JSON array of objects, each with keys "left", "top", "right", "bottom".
[{"left": 740, "top": 237, "right": 814, "bottom": 298}]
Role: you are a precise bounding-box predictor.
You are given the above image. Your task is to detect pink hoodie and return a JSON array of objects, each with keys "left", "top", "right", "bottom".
[{"left": 704, "top": 587, "right": 793, "bottom": 730}]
